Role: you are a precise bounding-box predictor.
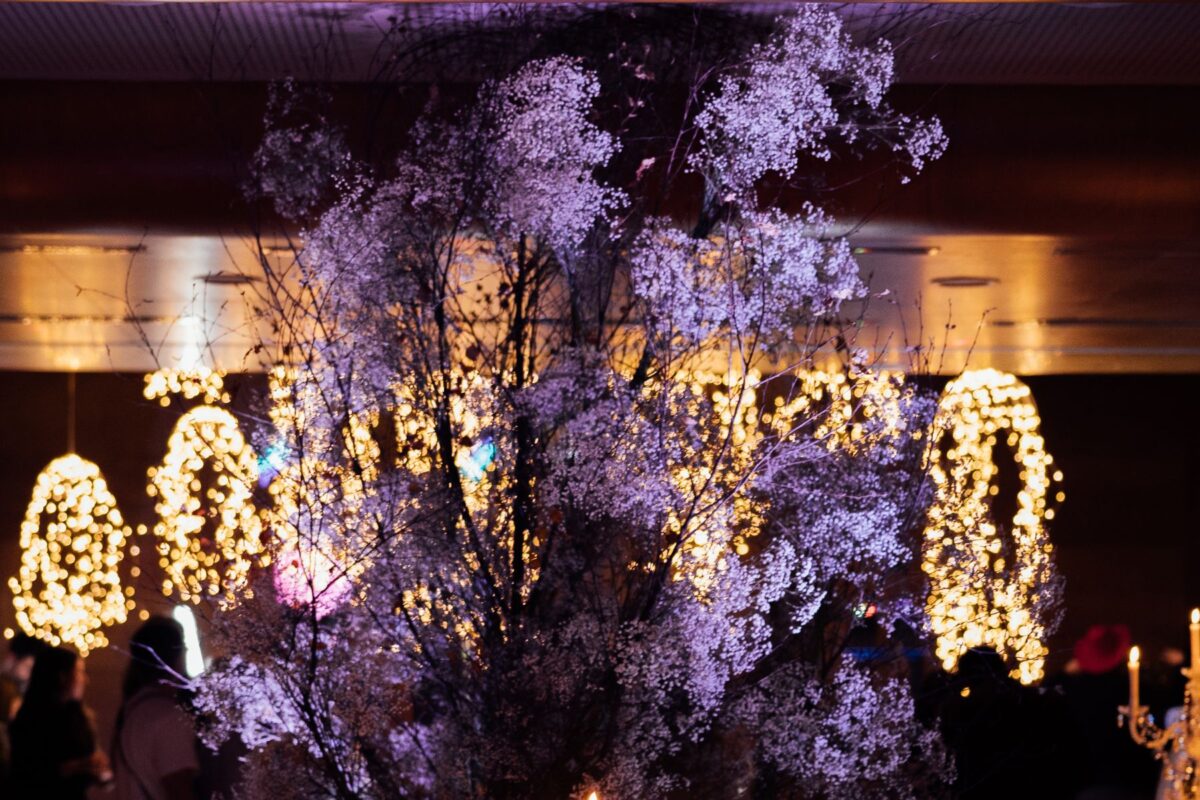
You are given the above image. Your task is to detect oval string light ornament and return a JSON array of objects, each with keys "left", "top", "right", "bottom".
[
  {"left": 148, "top": 405, "right": 266, "bottom": 603},
  {"left": 923, "top": 368, "right": 1064, "bottom": 685},
  {"left": 143, "top": 363, "right": 230, "bottom": 407},
  {"left": 9, "top": 454, "right": 133, "bottom": 654}
]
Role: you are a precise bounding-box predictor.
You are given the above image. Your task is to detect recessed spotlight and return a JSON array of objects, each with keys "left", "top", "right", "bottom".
[{"left": 931, "top": 276, "right": 999, "bottom": 288}]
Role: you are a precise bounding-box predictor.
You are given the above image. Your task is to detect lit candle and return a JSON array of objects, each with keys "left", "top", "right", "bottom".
[
  {"left": 1190, "top": 608, "right": 1200, "bottom": 672},
  {"left": 1129, "top": 645, "right": 1141, "bottom": 714}
]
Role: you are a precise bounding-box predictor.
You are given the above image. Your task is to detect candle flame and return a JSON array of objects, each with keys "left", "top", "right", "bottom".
[
  {"left": 1191, "top": 608, "right": 1198, "bottom": 625},
  {"left": 587, "top": 793, "right": 599, "bottom": 800},
  {"left": 1129, "top": 645, "right": 1141, "bottom": 666}
]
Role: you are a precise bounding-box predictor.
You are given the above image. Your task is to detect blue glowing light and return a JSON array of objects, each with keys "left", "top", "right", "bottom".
[
  {"left": 257, "top": 440, "right": 292, "bottom": 487},
  {"left": 460, "top": 438, "right": 497, "bottom": 482}
]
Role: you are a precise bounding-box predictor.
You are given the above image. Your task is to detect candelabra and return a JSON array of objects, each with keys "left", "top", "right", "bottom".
[{"left": 1121, "top": 609, "right": 1200, "bottom": 799}]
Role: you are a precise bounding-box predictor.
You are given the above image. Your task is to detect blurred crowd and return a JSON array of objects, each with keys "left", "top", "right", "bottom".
[
  {"left": 0, "top": 617, "right": 214, "bottom": 800},
  {"left": 0, "top": 615, "right": 1175, "bottom": 800},
  {"left": 915, "top": 623, "right": 1169, "bottom": 800}
]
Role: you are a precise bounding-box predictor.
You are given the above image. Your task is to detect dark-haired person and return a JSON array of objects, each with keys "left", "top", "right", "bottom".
[
  {"left": 0, "top": 633, "right": 44, "bottom": 790},
  {"left": 9, "top": 645, "right": 111, "bottom": 799},
  {"left": 113, "top": 616, "right": 199, "bottom": 800},
  {"left": 1, "top": 633, "right": 42, "bottom": 718}
]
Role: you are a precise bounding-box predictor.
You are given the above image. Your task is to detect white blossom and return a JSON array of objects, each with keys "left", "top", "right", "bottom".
[
  {"left": 190, "top": 9, "right": 970, "bottom": 800},
  {"left": 484, "top": 57, "right": 622, "bottom": 256}
]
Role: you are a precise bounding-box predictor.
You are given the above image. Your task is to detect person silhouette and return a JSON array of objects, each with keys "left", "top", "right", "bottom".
[
  {"left": 8, "top": 645, "right": 110, "bottom": 800},
  {"left": 112, "top": 616, "right": 199, "bottom": 800}
]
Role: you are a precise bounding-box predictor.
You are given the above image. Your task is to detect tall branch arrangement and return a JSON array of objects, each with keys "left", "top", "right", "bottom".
[{"left": 197, "top": 8, "right": 956, "bottom": 799}]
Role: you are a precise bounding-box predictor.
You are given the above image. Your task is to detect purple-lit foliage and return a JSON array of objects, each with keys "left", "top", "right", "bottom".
[{"left": 198, "top": 8, "right": 956, "bottom": 799}]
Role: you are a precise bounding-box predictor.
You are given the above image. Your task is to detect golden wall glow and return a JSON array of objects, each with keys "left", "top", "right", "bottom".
[
  {"left": 8, "top": 454, "right": 133, "bottom": 654},
  {"left": 147, "top": 405, "right": 265, "bottom": 602},
  {"left": 923, "top": 368, "right": 1061, "bottom": 685}
]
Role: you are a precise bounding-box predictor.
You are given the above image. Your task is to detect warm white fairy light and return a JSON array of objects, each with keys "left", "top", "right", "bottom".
[
  {"left": 667, "top": 369, "right": 761, "bottom": 591},
  {"left": 147, "top": 405, "right": 266, "bottom": 603},
  {"left": 267, "top": 365, "right": 300, "bottom": 435},
  {"left": 922, "top": 368, "right": 1061, "bottom": 685},
  {"left": 8, "top": 454, "right": 133, "bottom": 654},
  {"left": 769, "top": 369, "right": 911, "bottom": 454},
  {"left": 268, "top": 365, "right": 382, "bottom": 515},
  {"left": 143, "top": 364, "right": 230, "bottom": 407}
]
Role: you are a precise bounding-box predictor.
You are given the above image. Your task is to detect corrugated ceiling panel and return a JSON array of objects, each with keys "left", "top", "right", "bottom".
[{"left": 0, "top": 3, "right": 1197, "bottom": 84}]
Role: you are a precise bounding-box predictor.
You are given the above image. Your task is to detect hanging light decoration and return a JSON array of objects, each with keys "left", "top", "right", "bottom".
[
  {"left": 8, "top": 454, "right": 133, "bottom": 654},
  {"left": 768, "top": 368, "right": 912, "bottom": 454},
  {"left": 143, "top": 364, "right": 229, "bottom": 407},
  {"left": 147, "top": 405, "right": 265, "bottom": 603},
  {"left": 922, "top": 368, "right": 1063, "bottom": 685},
  {"left": 143, "top": 329, "right": 231, "bottom": 408}
]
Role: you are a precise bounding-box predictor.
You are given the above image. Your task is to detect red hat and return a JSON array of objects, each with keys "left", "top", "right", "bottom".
[{"left": 1074, "top": 624, "right": 1132, "bottom": 675}]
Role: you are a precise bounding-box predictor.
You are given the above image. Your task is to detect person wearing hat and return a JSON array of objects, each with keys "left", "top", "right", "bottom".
[{"left": 1055, "top": 624, "right": 1160, "bottom": 800}]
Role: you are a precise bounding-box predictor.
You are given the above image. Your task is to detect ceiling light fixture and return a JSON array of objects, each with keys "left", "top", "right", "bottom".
[
  {"left": 853, "top": 245, "right": 940, "bottom": 256},
  {"left": 930, "top": 275, "right": 999, "bottom": 288},
  {"left": 200, "top": 272, "right": 262, "bottom": 286},
  {"left": 0, "top": 244, "right": 146, "bottom": 256},
  {"left": 0, "top": 313, "right": 178, "bottom": 326}
]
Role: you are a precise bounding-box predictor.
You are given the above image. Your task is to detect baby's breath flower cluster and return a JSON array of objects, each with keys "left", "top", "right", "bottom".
[
  {"left": 693, "top": 8, "right": 945, "bottom": 198},
  {"left": 484, "top": 57, "right": 624, "bottom": 258},
  {"left": 196, "top": 8, "right": 976, "bottom": 800}
]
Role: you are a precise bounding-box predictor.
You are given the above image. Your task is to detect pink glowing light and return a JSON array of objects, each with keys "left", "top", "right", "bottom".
[{"left": 273, "top": 543, "right": 352, "bottom": 619}]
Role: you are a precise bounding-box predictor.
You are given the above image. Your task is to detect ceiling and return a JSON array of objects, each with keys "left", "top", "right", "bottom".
[
  {"left": 0, "top": 2, "right": 1198, "bottom": 375},
  {"left": 0, "top": 3, "right": 1199, "bottom": 84}
]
